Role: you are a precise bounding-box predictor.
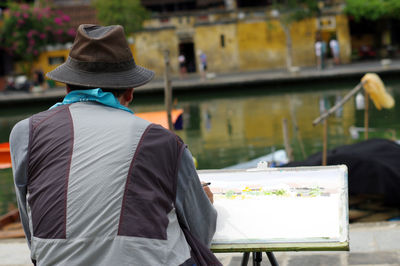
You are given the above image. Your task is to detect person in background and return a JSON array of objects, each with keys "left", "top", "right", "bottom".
[
  {"left": 198, "top": 50, "right": 207, "bottom": 80},
  {"left": 10, "top": 24, "right": 220, "bottom": 266},
  {"left": 178, "top": 53, "right": 187, "bottom": 79},
  {"left": 315, "top": 34, "right": 327, "bottom": 70},
  {"left": 315, "top": 37, "right": 323, "bottom": 70},
  {"left": 31, "top": 68, "right": 46, "bottom": 93},
  {"left": 329, "top": 35, "right": 340, "bottom": 65}
]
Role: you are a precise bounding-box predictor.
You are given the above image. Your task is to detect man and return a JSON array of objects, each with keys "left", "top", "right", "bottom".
[
  {"left": 198, "top": 50, "right": 207, "bottom": 80},
  {"left": 178, "top": 53, "right": 186, "bottom": 79},
  {"left": 329, "top": 36, "right": 340, "bottom": 65},
  {"left": 10, "top": 24, "right": 220, "bottom": 266}
]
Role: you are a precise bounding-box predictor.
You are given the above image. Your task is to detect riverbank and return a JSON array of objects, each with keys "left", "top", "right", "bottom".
[
  {"left": 1, "top": 221, "right": 399, "bottom": 266},
  {"left": 1, "top": 59, "right": 400, "bottom": 105}
]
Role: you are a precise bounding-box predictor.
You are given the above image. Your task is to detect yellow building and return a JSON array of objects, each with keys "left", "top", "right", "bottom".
[
  {"left": 134, "top": 8, "right": 351, "bottom": 78},
  {"left": 30, "top": 3, "right": 351, "bottom": 81}
]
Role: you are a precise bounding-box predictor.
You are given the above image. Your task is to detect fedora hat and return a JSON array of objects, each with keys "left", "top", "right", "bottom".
[{"left": 47, "top": 24, "right": 154, "bottom": 89}]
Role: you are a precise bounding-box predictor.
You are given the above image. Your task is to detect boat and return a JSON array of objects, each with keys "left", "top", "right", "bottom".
[
  {"left": 0, "top": 209, "right": 24, "bottom": 239},
  {"left": 0, "top": 142, "right": 11, "bottom": 169},
  {"left": 0, "top": 109, "right": 184, "bottom": 169},
  {"left": 135, "top": 109, "right": 183, "bottom": 130},
  {"left": 224, "top": 149, "right": 289, "bottom": 169}
]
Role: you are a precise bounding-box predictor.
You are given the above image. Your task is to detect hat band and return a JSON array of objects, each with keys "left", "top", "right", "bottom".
[{"left": 66, "top": 56, "right": 136, "bottom": 73}]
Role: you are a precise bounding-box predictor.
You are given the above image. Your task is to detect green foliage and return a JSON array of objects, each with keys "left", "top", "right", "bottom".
[
  {"left": 272, "top": 0, "right": 319, "bottom": 24},
  {"left": 0, "top": 2, "right": 75, "bottom": 62},
  {"left": 345, "top": 0, "right": 400, "bottom": 21},
  {"left": 92, "top": 0, "right": 149, "bottom": 34}
]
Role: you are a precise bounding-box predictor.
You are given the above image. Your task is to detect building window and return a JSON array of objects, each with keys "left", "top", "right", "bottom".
[
  {"left": 48, "top": 56, "right": 65, "bottom": 65},
  {"left": 220, "top": 34, "right": 225, "bottom": 48}
]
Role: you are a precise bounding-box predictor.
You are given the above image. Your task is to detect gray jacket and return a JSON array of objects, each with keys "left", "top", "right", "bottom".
[{"left": 10, "top": 102, "right": 220, "bottom": 266}]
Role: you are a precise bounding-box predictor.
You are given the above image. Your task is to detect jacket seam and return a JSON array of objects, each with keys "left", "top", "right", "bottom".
[
  {"left": 173, "top": 141, "right": 187, "bottom": 207},
  {"left": 31, "top": 105, "right": 69, "bottom": 131},
  {"left": 117, "top": 123, "right": 154, "bottom": 235},
  {"left": 63, "top": 106, "right": 74, "bottom": 239}
]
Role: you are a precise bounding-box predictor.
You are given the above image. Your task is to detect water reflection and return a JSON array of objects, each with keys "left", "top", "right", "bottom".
[{"left": 175, "top": 89, "right": 358, "bottom": 169}]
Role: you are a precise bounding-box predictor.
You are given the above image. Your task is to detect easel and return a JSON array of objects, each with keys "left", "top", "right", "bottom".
[
  {"left": 241, "top": 251, "right": 279, "bottom": 266},
  {"left": 204, "top": 166, "right": 349, "bottom": 266}
]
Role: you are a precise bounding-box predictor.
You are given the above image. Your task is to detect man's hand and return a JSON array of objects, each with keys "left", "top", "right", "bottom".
[{"left": 202, "top": 182, "right": 214, "bottom": 204}]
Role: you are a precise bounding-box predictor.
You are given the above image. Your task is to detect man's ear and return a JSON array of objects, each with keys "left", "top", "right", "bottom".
[{"left": 123, "top": 88, "right": 134, "bottom": 103}]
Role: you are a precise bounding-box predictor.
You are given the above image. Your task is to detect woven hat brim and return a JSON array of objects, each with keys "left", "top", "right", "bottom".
[{"left": 46, "top": 61, "right": 154, "bottom": 89}]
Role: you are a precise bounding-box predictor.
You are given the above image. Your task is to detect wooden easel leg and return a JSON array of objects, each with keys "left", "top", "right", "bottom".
[
  {"left": 252, "top": 252, "right": 262, "bottom": 266},
  {"left": 241, "top": 251, "right": 279, "bottom": 266},
  {"left": 241, "top": 252, "right": 250, "bottom": 266},
  {"left": 266, "top": 252, "right": 279, "bottom": 266}
]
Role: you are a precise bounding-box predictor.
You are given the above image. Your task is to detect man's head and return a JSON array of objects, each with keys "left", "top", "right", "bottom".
[{"left": 47, "top": 24, "right": 154, "bottom": 89}]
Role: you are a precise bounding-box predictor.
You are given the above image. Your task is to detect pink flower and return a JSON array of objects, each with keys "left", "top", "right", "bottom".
[
  {"left": 33, "top": 50, "right": 39, "bottom": 56},
  {"left": 62, "top": 15, "right": 70, "bottom": 22},
  {"left": 54, "top": 17, "right": 63, "bottom": 25},
  {"left": 67, "top": 28, "right": 76, "bottom": 37},
  {"left": 23, "top": 13, "right": 29, "bottom": 19},
  {"left": 27, "top": 30, "right": 36, "bottom": 38},
  {"left": 14, "top": 12, "right": 20, "bottom": 18},
  {"left": 17, "top": 19, "right": 25, "bottom": 25},
  {"left": 29, "top": 39, "right": 35, "bottom": 46},
  {"left": 39, "top": 33, "right": 46, "bottom": 40}
]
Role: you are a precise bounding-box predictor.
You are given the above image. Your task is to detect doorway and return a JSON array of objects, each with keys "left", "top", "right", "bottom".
[{"left": 179, "top": 42, "right": 196, "bottom": 73}]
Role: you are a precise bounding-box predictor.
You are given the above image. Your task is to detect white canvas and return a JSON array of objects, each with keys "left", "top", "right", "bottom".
[{"left": 198, "top": 165, "right": 348, "bottom": 250}]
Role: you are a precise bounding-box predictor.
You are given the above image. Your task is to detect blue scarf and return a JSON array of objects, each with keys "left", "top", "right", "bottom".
[{"left": 49, "top": 88, "right": 133, "bottom": 114}]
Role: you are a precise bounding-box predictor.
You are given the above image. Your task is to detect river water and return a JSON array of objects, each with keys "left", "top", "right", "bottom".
[{"left": 1, "top": 77, "right": 400, "bottom": 215}]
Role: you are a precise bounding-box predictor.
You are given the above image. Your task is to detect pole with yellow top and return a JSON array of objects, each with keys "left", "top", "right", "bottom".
[{"left": 313, "top": 73, "right": 395, "bottom": 165}]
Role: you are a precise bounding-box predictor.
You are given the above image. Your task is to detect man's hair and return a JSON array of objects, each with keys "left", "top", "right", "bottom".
[{"left": 67, "top": 84, "right": 128, "bottom": 98}]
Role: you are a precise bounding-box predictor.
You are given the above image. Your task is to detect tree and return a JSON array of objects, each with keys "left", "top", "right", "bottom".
[
  {"left": 270, "top": 0, "right": 319, "bottom": 71},
  {"left": 92, "top": 0, "right": 149, "bottom": 35},
  {"left": 345, "top": 0, "right": 400, "bottom": 57},
  {"left": 345, "top": 0, "right": 400, "bottom": 21},
  {"left": 0, "top": 2, "right": 75, "bottom": 75}
]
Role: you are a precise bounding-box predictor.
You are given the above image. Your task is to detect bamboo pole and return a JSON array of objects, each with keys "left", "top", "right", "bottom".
[
  {"left": 163, "top": 50, "right": 173, "bottom": 131},
  {"left": 282, "top": 118, "right": 294, "bottom": 162},
  {"left": 289, "top": 102, "right": 307, "bottom": 159},
  {"left": 313, "top": 81, "right": 367, "bottom": 166},
  {"left": 322, "top": 119, "right": 328, "bottom": 166},
  {"left": 313, "top": 81, "right": 365, "bottom": 126},
  {"left": 364, "top": 91, "right": 369, "bottom": 140}
]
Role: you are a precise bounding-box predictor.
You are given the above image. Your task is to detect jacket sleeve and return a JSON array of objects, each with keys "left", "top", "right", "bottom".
[
  {"left": 175, "top": 148, "right": 217, "bottom": 247},
  {"left": 9, "top": 118, "right": 32, "bottom": 249}
]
